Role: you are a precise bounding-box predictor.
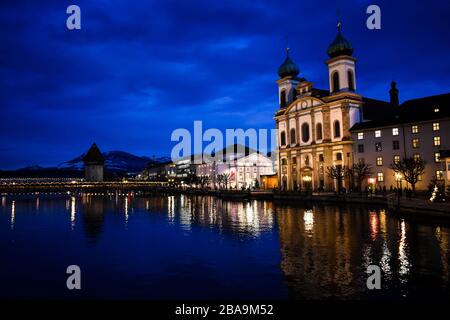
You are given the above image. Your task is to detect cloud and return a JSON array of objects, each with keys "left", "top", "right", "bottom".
[{"left": 0, "top": 0, "right": 449, "bottom": 169}]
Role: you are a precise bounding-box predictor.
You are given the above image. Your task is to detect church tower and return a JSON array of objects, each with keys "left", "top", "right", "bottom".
[
  {"left": 326, "top": 21, "right": 356, "bottom": 94},
  {"left": 277, "top": 47, "right": 300, "bottom": 109}
]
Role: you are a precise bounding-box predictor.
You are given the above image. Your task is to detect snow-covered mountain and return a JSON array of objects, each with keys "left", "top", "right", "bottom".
[{"left": 58, "top": 151, "right": 170, "bottom": 173}]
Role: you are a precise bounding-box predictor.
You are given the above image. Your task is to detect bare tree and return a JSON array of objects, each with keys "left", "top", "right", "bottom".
[
  {"left": 222, "top": 173, "right": 231, "bottom": 189},
  {"left": 390, "top": 157, "right": 426, "bottom": 194},
  {"left": 216, "top": 174, "right": 224, "bottom": 189},
  {"left": 326, "top": 165, "right": 348, "bottom": 193},
  {"left": 352, "top": 162, "right": 373, "bottom": 193}
]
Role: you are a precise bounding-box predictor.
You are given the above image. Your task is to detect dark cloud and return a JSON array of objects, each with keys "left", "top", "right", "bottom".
[{"left": 0, "top": 0, "right": 449, "bottom": 169}]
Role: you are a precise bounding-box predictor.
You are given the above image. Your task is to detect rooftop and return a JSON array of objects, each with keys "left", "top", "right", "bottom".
[
  {"left": 83, "top": 143, "right": 105, "bottom": 164},
  {"left": 351, "top": 92, "right": 450, "bottom": 131}
]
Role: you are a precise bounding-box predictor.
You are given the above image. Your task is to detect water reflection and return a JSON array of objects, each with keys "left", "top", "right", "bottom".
[
  {"left": 2, "top": 194, "right": 449, "bottom": 299},
  {"left": 82, "top": 195, "right": 104, "bottom": 240},
  {"left": 398, "top": 220, "right": 411, "bottom": 279},
  {"left": 435, "top": 226, "right": 450, "bottom": 284},
  {"left": 276, "top": 205, "right": 449, "bottom": 299},
  {"left": 70, "top": 196, "right": 76, "bottom": 230},
  {"left": 10, "top": 200, "right": 15, "bottom": 230}
]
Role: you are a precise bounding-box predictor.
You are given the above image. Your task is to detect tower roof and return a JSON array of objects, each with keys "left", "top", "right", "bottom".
[
  {"left": 278, "top": 48, "right": 299, "bottom": 78},
  {"left": 327, "top": 22, "right": 354, "bottom": 58},
  {"left": 83, "top": 143, "right": 105, "bottom": 164}
]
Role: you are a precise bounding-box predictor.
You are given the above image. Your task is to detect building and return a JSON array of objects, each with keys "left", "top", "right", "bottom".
[
  {"left": 275, "top": 22, "right": 393, "bottom": 191},
  {"left": 350, "top": 92, "right": 450, "bottom": 191},
  {"left": 83, "top": 143, "right": 105, "bottom": 182},
  {"left": 175, "top": 156, "right": 197, "bottom": 183},
  {"left": 440, "top": 150, "right": 450, "bottom": 183},
  {"left": 274, "top": 21, "right": 449, "bottom": 192},
  {"left": 140, "top": 161, "right": 176, "bottom": 183},
  {"left": 196, "top": 145, "right": 276, "bottom": 189}
]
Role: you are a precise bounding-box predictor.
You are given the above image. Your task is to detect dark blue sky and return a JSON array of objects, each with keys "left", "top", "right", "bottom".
[{"left": 1, "top": 0, "right": 449, "bottom": 169}]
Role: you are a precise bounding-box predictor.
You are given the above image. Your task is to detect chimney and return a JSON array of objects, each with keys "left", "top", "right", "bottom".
[{"left": 389, "top": 81, "right": 399, "bottom": 107}]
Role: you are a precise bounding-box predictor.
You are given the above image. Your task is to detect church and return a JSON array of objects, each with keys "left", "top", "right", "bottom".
[{"left": 275, "top": 22, "right": 392, "bottom": 192}]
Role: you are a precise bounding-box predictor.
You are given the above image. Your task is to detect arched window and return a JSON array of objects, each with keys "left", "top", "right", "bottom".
[
  {"left": 332, "top": 72, "right": 340, "bottom": 93},
  {"left": 301, "top": 123, "right": 310, "bottom": 142},
  {"left": 290, "top": 128, "right": 296, "bottom": 144},
  {"left": 281, "top": 158, "right": 287, "bottom": 166},
  {"left": 280, "top": 90, "right": 286, "bottom": 108},
  {"left": 305, "top": 155, "right": 310, "bottom": 167},
  {"left": 316, "top": 123, "right": 323, "bottom": 140},
  {"left": 348, "top": 70, "right": 354, "bottom": 91},
  {"left": 334, "top": 121, "right": 341, "bottom": 138},
  {"left": 280, "top": 131, "right": 286, "bottom": 146}
]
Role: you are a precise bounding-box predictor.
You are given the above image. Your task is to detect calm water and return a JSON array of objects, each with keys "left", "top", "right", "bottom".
[{"left": 0, "top": 194, "right": 449, "bottom": 300}]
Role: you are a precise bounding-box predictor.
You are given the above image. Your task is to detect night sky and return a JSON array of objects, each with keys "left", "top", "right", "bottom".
[{"left": 1, "top": 0, "right": 449, "bottom": 169}]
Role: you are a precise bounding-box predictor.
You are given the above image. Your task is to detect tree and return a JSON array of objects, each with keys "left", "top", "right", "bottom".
[
  {"left": 390, "top": 157, "right": 426, "bottom": 194},
  {"left": 352, "top": 162, "right": 373, "bottom": 193},
  {"left": 326, "top": 165, "right": 348, "bottom": 193},
  {"left": 222, "top": 173, "right": 231, "bottom": 189},
  {"left": 216, "top": 174, "right": 224, "bottom": 189}
]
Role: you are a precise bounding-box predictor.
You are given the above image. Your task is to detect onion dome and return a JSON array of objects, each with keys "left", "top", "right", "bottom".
[
  {"left": 278, "top": 48, "right": 299, "bottom": 78},
  {"left": 327, "top": 22, "right": 353, "bottom": 58}
]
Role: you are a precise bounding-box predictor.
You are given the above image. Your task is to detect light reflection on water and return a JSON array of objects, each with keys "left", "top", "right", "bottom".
[{"left": 0, "top": 194, "right": 449, "bottom": 299}]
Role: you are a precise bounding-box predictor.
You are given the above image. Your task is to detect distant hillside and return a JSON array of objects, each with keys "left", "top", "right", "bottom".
[{"left": 0, "top": 151, "right": 171, "bottom": 178}]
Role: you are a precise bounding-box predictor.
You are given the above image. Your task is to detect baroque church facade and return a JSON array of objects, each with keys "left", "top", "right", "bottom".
[{"left": 275, "top": 23, "right": 364, "bottom": 191}]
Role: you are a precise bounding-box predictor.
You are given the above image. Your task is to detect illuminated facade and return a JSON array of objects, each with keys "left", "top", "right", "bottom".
[
  {"left": 196, "top": 152, "right": 275, "bottom": 189},
  {"left": 350, "top": 92, "right": 450, "bottom": 191},
  {"left": 275, "top": 23, "right": 365, "bottom": 191}
]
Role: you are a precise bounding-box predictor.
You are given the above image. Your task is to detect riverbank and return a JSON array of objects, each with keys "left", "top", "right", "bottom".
[{"left": 1, "top": 181, "right": 449, "bottom": 217}]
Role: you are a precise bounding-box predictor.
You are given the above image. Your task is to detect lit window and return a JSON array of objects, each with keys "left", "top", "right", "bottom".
[
  {"left": 436, "top": 171, "right": 444, "bottom": 180},
  {"left": 413, "top": 154, "right": 421, "bottom": 161},
  {"left": 418, "top": 175, "right": 422, "bottom": 181},
  {"left": 375, "top": 142, "right": 382, "bottom": 152},
  {"left": 392, "top": 128, "right": 399, "bottom": 136},
  {"left": 394, "top": 155, "right": 400, "bottom": 164},
  {"left": 435, "top": 153, "right": 440, "bottom": 163},
  {"left": 376, "top": 157, "right": 383, "bottom": 166},
  {"left": 434, "top": 108, "right": 440, "bottom": 113},
  {"left": 412, "top": 138, "right": 419, "bottom": 148},
  {"left": 375, "top": 130, "right": 381, "bottom": 138},
  {"left": 377, "top": 172, "right": 384, "bottom": 182},
  {"left": 433, "top": 122, "right": 440, "bottom": 131},
  {"left": 434, "top": 136, "right": 441, "bottom": 146},
  {"left": 357, "top": 132, "right": 364, "bottom": 140},
  {"left": 411, "top": 125, "right": 419, "bottom": 134}
]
